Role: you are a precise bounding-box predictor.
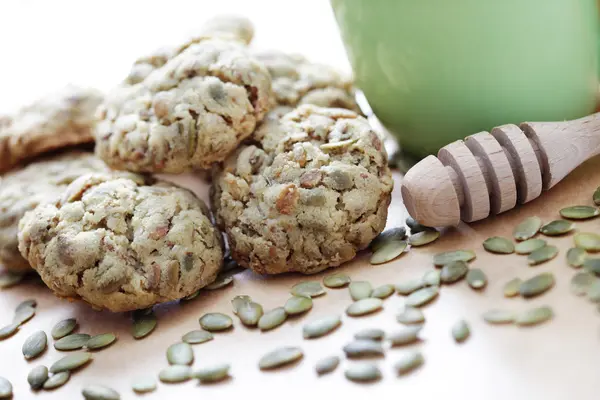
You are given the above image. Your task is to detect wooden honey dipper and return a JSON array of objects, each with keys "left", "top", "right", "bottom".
[{"left": 401, "top": 112, "right": 600, "bottom": 227}]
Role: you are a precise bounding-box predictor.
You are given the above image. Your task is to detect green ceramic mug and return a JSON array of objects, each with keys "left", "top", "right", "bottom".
[{"left": 331, "top": 0, "right": 600, "bottom": 159}]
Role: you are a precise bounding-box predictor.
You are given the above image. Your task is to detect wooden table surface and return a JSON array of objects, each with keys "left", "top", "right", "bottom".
[{"left": 1, "top": 1, "right": 600, "bottom": 400}]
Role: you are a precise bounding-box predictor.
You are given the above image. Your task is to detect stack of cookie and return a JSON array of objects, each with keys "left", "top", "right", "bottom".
[{"left": 2, "top": 15, "right": 394, "bottom": 312}]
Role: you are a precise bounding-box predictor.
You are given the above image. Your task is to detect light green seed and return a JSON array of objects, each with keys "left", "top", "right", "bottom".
[
  {"left": 231, "top": 295, "right": 252, "bottom": 314},
  {"left": 594, "top": 187, "right": 600, "bottom": 205},
  {"left": 291, "top": 281, "right": 325, "bottom": 298},
  {"left": 54, "top": 333, "right": 91, "bottom": 351},
  {"left": 405, "top": 286, "right": 439, "bottom": 307},
  {"left": 540, "top": 220, "right": 575, "bottom": 236},
  {"left": 451, "top": 320, "right": 470, "bottom": 343},
  {"left": 466, "top": 268, "right": 487, "bottom": 290},
  {"left": 433, "top": 250, "right": 476, "bottom": 266},
  {"left": 15, "top": 299, "right": 37, "bottom": 313},
  {"left": 349, "top": 281, "right": 373, "bottom": 301},
  {"left": 182, "top": 290, "right": 201, "bottom": 301},
  {"left": 482, "top": 310, "right": 516, "bottom": 324},
  {"left": 51, "top": 318, "right": 77, "bottom": 340},
  {"left": 199, "top": 313, "right": 233, "bottom": 332},
  {"left": 394, "top": 350, "right": 424, "bottom": 375},
  {"left": 193, "top": 363, "right": 230, "bottom": 383},
  {"left": 0, "top": 271, "right": 24, "bottom": 289},
  {"left": 346, "top": 298, "right": 383, "bottom": 317},
  {"left": 570, "top": 272, "right": 596, "bottom": 296},
  {"left": 50, "top": 352, "right": 93, "bottom": 373},
  {"left": 515, "top": 239, "right": 547, "bottom": 255},
  {"left": 387, "top": 325, "right": 422, "bottom": 346},
  {"left": 82, "top": 384, "right": 120, "bottom": 400},
  {"left": 315, "top": 356, "right": 340, "bottom": 375},
  {"left": 575, "top": 233, "right": 600, "bottom": 252},
  {"left": 258, "top": 307, "right": 287, "bottom": 331},
  {"left": 406, "top": 217, "right": 433, "bottom": 234},
  {"left": 422, "top": 270, "right": 441, "bottom": 287},
  {"left": 408, "top": 230, "right": 440, "bottom": 247},
  {"left": 22, "top": 330, "right": 47, "bottom": 359},
  {"left": 13, "top": 305, "right": 35, "bottom": 325},
  {"left": 440, "top": 261, "right": 468, "bottom": 284},
  {"left": 259, "top": 347, "right": 303, "bottom": 370},
  {"left": 567, "top": 247, "right": 587, "bottom": 268},
  {"left": 344, "top": 363, "right": 381, "bottom": 382},
  {"left": 395, "top": 279, "right": 425, "bottom": 295},
  {"left": 131, "top": 376, "right": 156, "bottom": 393},
  {"left": 587, "top": 280, "right": 600, "bottom": 302},
  {"left": 86, "top": 333, "right": 117, "bottom": 350},
  {"left": 396, "top": 307, "right": 425, "bottom": 324},
  {"left": 204, "top": 275, "right": 234, "bottom": 290},
  {"left": 560, "top": 205, "right": 600, "bottom": 220},
  {"left": 519, "top": 272, "right": 555, "bottom": 298},
  {"left": 503, "top": 278, "right": 522, "bottom": 297},
  {"left": 527, "top": 245, "right": 559, "bottom": 266},
  {"left": 354, "top": 328, "right": 385, "bottom": 341},
  {"left": 0, "top": 323, "right": 19, "bottom": 340},
  {"left": 182, "top": 330, "right": 213, "bottom": 345},
  {"left": 27, "top": 365, "right": 48, "bottom": 390},
  {"left": 303, "top": 315, "right": 341, "bottom": 339},
  {"left": 343, "top": 340, "right": 384, "bottom": 358},
  {"left": 167, "top": 342, "right": 194, "bottom": 365},
  {"left": 584, "top": 258, "right": 600, "bottom": 275},
  {"left": 370, "top": 240, "right": 408, "bottom": 265},
  {"left": 0, "top": 377, "right": 12, "bottom": 398},
  {"left": 371, "top": 284, "right": 395, "bottom": 299},
  {"left": 237, "top": 301, "right": 264, "bottom": 326},
  {"left": 43, "top": 371, "right": 70, "bottom": 390},
  {"left": 370, "top": 227, "right": 407, "bottom": 251},
  {"left": 513, "top": 216, "right": 542, "bottom": 241},
  {"left": 323, "top": 273, "right": 351, "bottom": 288},
  {"left": 515, "top": 306, "right": 553, "bottom": 326},
  {"left": 158, "top": 365, "right": 192, "bottom": 383},
  {"left": 483, "top": 236, "right": 515, "bottom": 254},
  {"left": 284, "top": 296, "right": 313, "bottom": 315},
  {"left": 132, "top": 314, "right": 157, "bottom": 339}
]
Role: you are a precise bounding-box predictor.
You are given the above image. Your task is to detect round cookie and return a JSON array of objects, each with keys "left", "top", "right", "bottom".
[
  {"left": 18, "top": 173, "right": 223, "bottom": 312},
  {"left": 211, "top": 105, "right": 393, "bottom": 275},
  {"left": 96, "top": 38, "right": 274, "bottom": 173},
  {"left": 0, "top": 85, "right": 103, "bottom": 173},
  {"left": 0, "top": 151, "right": 110, "bottom": 272}
]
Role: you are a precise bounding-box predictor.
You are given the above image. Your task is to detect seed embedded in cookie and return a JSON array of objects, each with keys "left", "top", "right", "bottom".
[
  {"left": 17, "top": 173, "right": 223, "bottom": 312},
  {"left": 211, "top": 105, "right": 393, "bottom": 275}
]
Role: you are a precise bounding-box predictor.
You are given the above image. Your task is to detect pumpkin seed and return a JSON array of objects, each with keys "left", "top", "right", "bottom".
[
  {"left": 503, "top": 278, "right": 522, "bottom": 297},
  {"left": 519, "top": 272, "right": 555, "bottom": 298},
  {"left": 396, "top": 307, "right": 425, "bottom": 324},
  {"left": 231, "top": 295, "right": 252, "bottom": 314},
  {"left": 323, "top": 273, "right": 351, "bottom": 288},
  {"left": 51, "top": 318, "right": 77, "bottom": 340},
  {"left": 567, "top": 247, "right": 587, "bottom": 268},
  {"left": 0, "top": 323, "right": 19, "bottom": 340},
  {"left": 158, "top": 365, "right": 192, "bottom": 383},
  {"left": 193, "top": 363, "right": 230, "bottom": 383},
  {"left": 204, "top": 275, "right": 234, "bottom": 290},
  {"left": 291, "top": 281, "right": 325, "bottom": 298},
  {"left": 346, "top": 298, "right": 383, "bottom": 317},
  {"left": 315, "top": 356, "right": 340, "bottom": 375},
  {"left": 343, "top": 340, "right": 384, "bottom": 358},
  {"left": 405, "top": 217, "right": 418, "bottom": 229},
  {"left": 82, "top": 384, "right": 120, "bottom": 400},
  {"left": 22, "top": 330, "right": 47, "bottom": 359},
  {"left": 370, "top": 240, "right": 408, "bottom": 265},
  {"left": 13, "top": 305, "right": 35, "bottom": 325},
  {"left": 54, "top": 333, "right": 91, "bottom": 351},
  {"left": 132, "top": 314, "right": 157, "bottom": 339},
  {"left": 86, "top": 333, "right": 116, "bottom": 351},
  {"left": 540, "top": 220, "right": 575, "bottom": 236},
  {"left": 406, "top": 218, "right": 433, "bottom": 234},
  {"left": 575, "top": 232, "right": 600, "bottom": 252},
  {"left": 433, "top": 250, "right": 476, "bottom": 266},
  {"left": 594, "top": 187, "right": 600, "bottom": 205},
  {"left": 303, "top": 315, "right": 341, "bottom": 339},
  {"left": 394, "top": 350, "right": 424, "bottom": 375},
  {"left": 513, "top": 216, "right": 542, "bottom": 241},
  {"left": 483, "top": 236, "right": 515, "bottom": 254},
  {"left": 354, "top": 328, "right": 385, "bottom": 341},
  {"left": 395, "top": 279, "right": 425, "bottom": 295},
  {"left": 0, "top": 377, "right": 11, "bottom": 398},
  {"left": 50, "top": 352, "right": 92, "bottom": 373},
  {"left": 371, "top": 284, "right": 395, "bottom": 299},
  {"left": 388, "top": 325, "right": 422, "bottom": 346},
  {"left": 422, "top": 270, "right": 441, "bottom": 286},
  {"left": 182, "top": 290, "right": 201, "bottom": 301},
  {"left": 515, "top": 239, "right": 547, "bottom": 255},
  {"left": 405, "top": 286, "right": 439, "bottom": 307},
  {"left": 132, "top": 307, "right": 153, "bottom": 318},
  {"left": 527, "top": 245, "right": 559, "bottom": 265},
  {"left": 451, "top": 320, "right": 470, "bottom": 343},
  {"left": 345, "top": 363, "right": 381, "bottom": 382},
  {"left": 587, "top": 280, "right": 600, "bottom": 302},
  {"left": 0, "top": 271, "right": 24, "bottom": 288},
  {"left": 15, "top": 299, "right": 37, "bottom": 313},
  {"left": 167, "top": 342, "right": 194, "bottom": 365},
  {"left": 131, "top": 376, "right": 156, "bottom": 393},
  {"left": 515, "top": 306, "right": 553, "bottom": 326},
  {"left": 370, "top": 227, "right": 407, "bottom": 251},
  {"left": 259, "top": 347, "right": 303, "bottom": 370},
  {"left": 199, "top": 313, "right": 233, "bottom": 331},
  {"left": 284, "top": 296, "right": 313, "bottom": 315},
  {"left": 572, "top": 272, "right": 595, "bottom": 297},
  {"left": 482, "top": 310, "right": 516, "bottom": 324},
  {"left": 584, "top": 258, "right": 600, "bottom": 275},
  {"left": 466, "top": 268, "right": 487, "bottom": 290},
  {"left": 440, "top": 261, "right": 468, "bottom": 284},
  {"left": 27, "top": 365, "right": 48, "bottom": 390},
  {"left": 258, "top": 307, "right": 287, "bottom": 331},
  {"left": 349, "top": 281, "right": 373, "bottom": 301},
  {"left": 43, "top": 371, "right": 70, "bottom": 390},
  {"left": 560, "top": 205, "right": 600, "bottom": 220},
  {"left": 408, "top": 230, "right": 440, "bottom": 247},
  {"left": 237, "top": 301, "right": 264, "bottom": 326},
  {"left": 182, "top": 330, "right": 213, "bottom": 345}
]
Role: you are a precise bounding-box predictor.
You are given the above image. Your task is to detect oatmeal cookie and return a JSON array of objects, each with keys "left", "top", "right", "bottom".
[
  {"left": 96, "top": 38, "right": 273, "bottom": 173},
  {"left": 18, "top": 173, "right": 223, "bottom": 312},
  {"left": 124, "top": 46, "right": 176, "bottom": 86},
  {"left": 211, "top": 105, "right": 393, "bottom": 275},
  {"left": 0, "top": 151, "right": 109, "bottom": 272},
  {"left": 0, "top": 85, "right": 103, "bottom": 173}
]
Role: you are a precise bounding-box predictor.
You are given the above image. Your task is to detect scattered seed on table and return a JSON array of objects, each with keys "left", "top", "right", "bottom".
[
  {"left": 405, "top": 217, "right": 418, "bottom": 229},
  {"left": 408, "top": 230, "right": 440, "bottom": 247},
  {"left": 284, "top": 296, "right": 313, "bottom": 315},
  {"left": 575, "top": 233, "right": 600, "bottom": 252},
  {"left": 193, "top": 363, "right": 230, "bottom": 383},
  {"left": 303, "top": 315, "right": 341, "bottom": 339},
  {"left": 466, "top": 268, "right": 487, "bottom": 290},
  {"left": 315, "top": 356, "right": 340, "bottom": 375},
  {"left": 199, "top": 313, "right": 233, "bottom": 332},
  {"left": 370, "top": 240, "right": 408, "bottom": 265},
  {"left": 0, "top": 271, "right": 24, "bottom": 288},
  {"left": 513, "top": 216, "right": 542, "bottom": 241},
  {"left": 291, "top": 281, "right": 325, "bottom": 298},
  {"left": 515, "top": 239, "right": 547, "bottom": 255},
  {"left": 560, "top": 205, "right": 600, "bottom": 220},
  {"left": 355, "top": 328, "right": 385, "bottom": 341},
  {"left": 407, "top": 218, "right": 433, "bottom": 234},
  {"left": 394, "top": 350, "right": 424, "bottom": 375},
  {"left": 371, "top": 284, "right": 395, "bottom": 299},
  {"left": 519, "top": 272, "right": 555, "bottom": 298},
  {"left": 323, "top": 273, "right": 351, "bottom": 288},
  {"left": 82, "top": 384, "right": 120, "bottom": 400},
  {"left": 132, "top": 314, "right": 157, "bottom": 339},
  {"left": 167, "top": 342, "right": 194, "bottom": 365},
  {"left": 571, "top": 272, "right": 596, "bottom": 296},
  {"left": 388, "top": 325, "right": 422, "bottom": 346},
  {"left": 440, "top": 261, "right": 468, "bottom": 284},
  {"left": 27, "top": 365, "right": 48, "bottom": 390},
  {"left": 159, "top": 365, "right": 192, "bottom": 383},
  {"left": 405, "top": 286, "right": 439, "bottom": 307},
  {"left": 584, "top": 258, "right": 600, "bottom": 275},
  {"left": 540, "top": 220, "right": 575, "bottom": 236},
  {"left": 259, "top": 347, "right": 303, "bottom": 370},
  {"left": 503, "top": 278, "right": 522, "bottom": 297},
  {"left": 433, "top": 250, "right": 476, "bottom": 266},
  {"left": 258, "top": 307, "right": 287, "bottom": 331},
  {"left": 594, "top": 187, "right": 600, "bottom": 205},
  {"left": 482, "top": 310, "right": 516, "bottom": 324},
  {"left": 0, "top": 377, "right": 12, "bottom": 398},
  {"left": 515, "top": 306, "right": 553, "bottom": 326},
  {"left": 15, "top": 299, "right": 37, "bottom": 313},
  {"left": 50, "top": 352, "right": 92, "bottom": 373},
  {"left": 346, "top": 298, "right": 383, "bottom": 317},
  {"left": 54, "top": 333, "right": 91, "bottom": 351},
  {"left": 587, "top": 280, "right": 600, "bottom": 302},
  {"left": 395, "top": 279, "right": 425, "bottom": 295},
  {"left": 527, "top": 245, "right": 559, "bottom": 266},
  {"left": 182, "top": 330, "right": 213, "bottom": 345},
  {"left": 345, "top": 363, "right": 381, "bottom": 382},
  {"left": 343, "top": 340, "right": 384, "bottom": 358},
  {"left": 349, "top": 281, "right": 373, "bottom": 301},
  {"left": 397, "top": 307, "right": 425, "bottom": 324},
  {"left": 567, "top": 247, "right": 587, "bottom": 268},
  {"left": 51, "top": 318, "right": 77, "bottom": 340},
  {"left": 22, "top": 330, "right": 47, "bottom": 359},
  {"left": 182, "top": 290, "right": 201, "bottom": 301},
  {"left": 483, "top": 236, "right": 515, "bottom": 254},
  {"left": 0, "top": 323, "right": 19, "bottom": 340},
  {"left": 423, "top": 270, "right": 441, "bottom": 287},
  {"left": 13, "top": 305, "right": 35, "bottom": 325},
  {"left": 451, "top": 320, "right": 470, "bottom": 343},
  {"left": 86, "top": 333, "right": 117, "bottom": 351},
  {"left": 43, "top": 371, "right": 70, "bottom": 390},
  {"left": 231, "top": 295, "right": 252, "bottom": 314},
  {"left": 237, "top": 301, "right": 264, "bottom": 326},
  {"left": 370, "top": 227, "right": 407, "bottom": 251},
  {"left": 204, "top": 275, "right": 234, "bottom": 290},
  {"left": 131, "top": 376, "right": 156, "bottom": 393}
]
